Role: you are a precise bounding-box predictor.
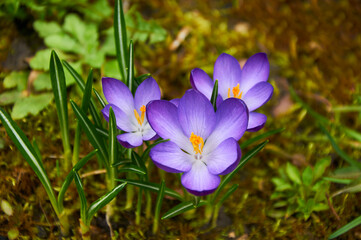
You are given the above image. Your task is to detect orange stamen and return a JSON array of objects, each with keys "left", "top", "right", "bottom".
[
  {"left": 227, "top": 83, "right": 243, "bottom": 99},
  {"left": 189, "top": 132, "right": 204, "bottom": 154},
  {"left": 134, "top": 105, "right": 146, "bottom": 125}
]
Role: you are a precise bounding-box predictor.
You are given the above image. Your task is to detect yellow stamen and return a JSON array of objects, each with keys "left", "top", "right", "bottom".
[
  {"left": 227, "top": 83, "right": 243, "bottom": 99},
  {"left": 134, "top": 105, "right": 146, "bottom": 125},
  {"left": 189, "top": 132, "right": 204, "bottom": 154}
]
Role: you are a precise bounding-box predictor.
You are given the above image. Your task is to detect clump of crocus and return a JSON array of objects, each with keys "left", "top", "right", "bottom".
[
  {"left": 102, "top": 77, "right": 160, "bottom": 148},
  {"left": 146, "top": 90, "right": 248, "bottom": 196},
  {"left": 190, "top": 53, "right": 273, "bottom": 131}
]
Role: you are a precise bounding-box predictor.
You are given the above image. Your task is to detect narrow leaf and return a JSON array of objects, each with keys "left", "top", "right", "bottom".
[
  {"left": 313, "top": 157, "right": 331, "bottom": 181},
  {"left": 116, "top": 179, "right": 183, "bottom": 201},
  {"left": 49, "top": 50, "right": 71, "bottom": 169},
  {"left": 213, "top": 140, "right": 268, "bottom": 203},
  {"left": 286, "top": 162, "right": 302, "bottom": 184},
  {"left": 114, "top": 0, "right": 128, "bottom": 82},
  {"left": 216, "top": 184, "right": 239, "bottom": 207},
  {"left": 86, "top": 182, "right": 127, "bottom": 225},
  {"left": 329, "top": 215, "right": 361, "bottom": 239},
  {"left": 70, "top": 100, "right": 109, "bottom": 171},
  {"left": 96, "top": 127, "right": 109, "bottom": 138},
  {"left": 93, "top": 88, "right": 106, "bottom": 108},
  {"left": 153, "top": 180, "right": 165, "bottom": 233},
  {"left": 108, "top": 107, "right": 117, "bottom": 178},
  {"left": 240, "top": 127, "right": 285, "bottom": 148},
  {"left": 0, "top": 107, "right": 59, "bottom": 215},
  {"left": 117, "top": 165, "right": 146, "bottom": 175},
  {"left": 32, "top": 139, "right": 44, "bottom": 169},
  {"left": 162, "top": 200, "right": 207, "bottom": 220},
  {"left": 127, "top": 40, "right": 134, "bottom": 93},
  {"left": 74, "top": 171, "right": 87, "bottom": 224},
  {"left": 210, "top": 80, "right": 218, "bottom": 111}
]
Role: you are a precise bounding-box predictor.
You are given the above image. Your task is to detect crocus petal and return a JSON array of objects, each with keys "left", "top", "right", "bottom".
[
  {"left": 101, "top": 104, "right": 137, "bottom": 132},
  {"left": 147, "top": 100, "right": 192, "bottom": 152},
  {"left": 206, "top": 138, "right": 240, "bottom": 175},
  {"left": 190, "top": 68, "right": 214, "bottom": 99},
  {"left": 242, "top": 82, "right": 273, "bottom": 111},
  {"left": 102, "top": 77, "right": 134, "bottom": 116},
  {"left": 239, "top": 53, "right": 270, "bottom": 93},
  {"left": 213, "top": 53, "right": 242, "bottom": 99},
  {"left": 141, "top": 124, "right": 157, "bottom": 141},
  {"left": 117, "top": 132, "right": 143, "bottom": 148},
  {"left": 205, "top": 98, "right": 248, "bottom": 150},
  {"left": 178, "top": 89, "right": 216, "bottom": 139},
  {"left": 170, "top": 98, "right": 180, "bottom": 107},
  {"left": 181, "top": 161, "right": 220, "bottom": 196},
  {"left": 134, "top": 77, "right": 161, "bottom": 110},
  {"left": 219, "top": 143, "right": 241, "bottom": 175},
  {"left": 247, "top": 112, "right": 267, "bottom": 132},
  {"left": 150, "top": 141, "right": 193, "bottom": 173}
]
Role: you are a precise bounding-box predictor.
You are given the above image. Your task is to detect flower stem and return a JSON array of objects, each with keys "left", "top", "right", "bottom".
[
  {"left": 135, "top": 188, "right": 143, "bottom": 224},
  {"left": 72, "top": 123, "right": 81, "bottom": 166},
  {"left": 58, "top": 211, "right": 70, "bottom": 237},
  {"left": 80, "top": 218, "right": 91, "bottom": 240}
]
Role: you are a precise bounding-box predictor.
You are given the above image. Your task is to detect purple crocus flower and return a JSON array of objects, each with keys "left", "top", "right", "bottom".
[
  {"left": 146, "top": 90, "right": 248, "bottom": 196},
  {"left": 101, "top": 77, "right": 160, "bottom": 148},
  {"left": 190, "top": 53, "right": 273, "bottom": 132}
]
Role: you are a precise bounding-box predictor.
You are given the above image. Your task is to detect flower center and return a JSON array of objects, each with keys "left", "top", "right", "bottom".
[
  {"left": 227, "top": 83, "right": 243, "bottom": 99},
  {"left": 189, "top": 132, "right": 204, "bottom": 154},
  {"left": 134, "top": 105, "right": 146, "bottom": 126}
]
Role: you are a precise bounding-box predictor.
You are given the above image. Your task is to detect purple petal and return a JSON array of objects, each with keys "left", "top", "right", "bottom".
[
  {"left": 247, "top": 112, "right": 267, "bottom": 132},
  {"left": 141, "top": 125, "right": 157, "bottom": 141},
  {"left": 205, "top": 98, "right": 248, "bottom": 150},
  {"left": 117, "top": 132, "right": 143, "bottom": 148},
  {"left": 102, "top": 77, "right": 134, "bottom": 116},
  {"left": 170, "top": 98, "right": 180, "bottom": 107},
  {"left": 206, "top": 138, "right": 240, "bottom": 175},
  {"left": 190, "top": 68, "right": 214, "bottom": 99},
  {"left": 181, "top": 161, "right": 220, "bottom": 196},
  {"left": 101, "top": 104, "right": 136, "bottom": 132},
  {"left": 242, "top": 82, "right": 273, "bottom": 111},
  {"left": 146, "top": 100, "right": 192, "bottom": 152},
  {"left": 219, "top": 142, "right": 241, "bottom": 175},
  {"left": 134, "top": 77, "right": 161, "bottom": 110},
  {"left": 150, "top": 141, "right": 192, "bottom": 173},
  {"left": 213, "top": 53, "right": 242, "bottom": 99},
  {"left": 239, "top": 53, "right": 270, "bottom": 93},
  {"left": 178, "top": 89, "right": 216, "bottom": 139}
]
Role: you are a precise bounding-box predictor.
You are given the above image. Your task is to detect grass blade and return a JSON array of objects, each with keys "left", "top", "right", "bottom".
[
  {"left": 49, "top": 50, "right": 71, "bottom": 170},
  {"left": 117, "top": 165, "right": 146, "bottom": 175},
  {"left": 161, "top": 200, "right": 207, "bottom": 220},
  {"left": 212, "top": 140, "right": 268, "bottom": 203},
  {"left": 73, "top": 171, "right": 88, "bottom": 224},
  {"left": 108, "top": 108, "right": 117, "bottom": 191},
  {"left": 210, "top": 80, "right": 218, "bottom": 111},
  {"left": 116, "top": 179, "right": 183, "bottom": 201},
  {"left": 240, "top": 127, "right": 284, "bottom": 149},
  {"left": 62, "top": 60, "right": 102, "bottom": 127},
  {"left": 127, "top": 40, "right": 134, "bottom": 93},
  {"left": 216, "top": 184, "right": 238, "bottom": 207},
  {"left": 329, "top": 215, "right": 361, "bottom": 239},
  {"left": 58, "top": 150, "right": 97, "bottom": 212},
  {"left": 153, "top": 180, "right": 165, "bottom": 233},
  {"left": 70, "top": 100, "right": 109, "bottom": 171},
  {"left": 114, "top": 0, "right": 128, "bottom": 82},
  {"left": 86, "top": 182, "right": 127, "bottom": 226},
  {"left": 319, "top": 123, "right": 361, "bottom": 169},
  {"left": 0, "top": 107, "right": 59, "bottom": 215},
  {"left": 93, "top": 88, "right": 106, "bottom": 108}
]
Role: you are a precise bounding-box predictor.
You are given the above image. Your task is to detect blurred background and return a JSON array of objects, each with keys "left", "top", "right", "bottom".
[{"left": 1, "top": 0, "right": 361, "bottom": 239}]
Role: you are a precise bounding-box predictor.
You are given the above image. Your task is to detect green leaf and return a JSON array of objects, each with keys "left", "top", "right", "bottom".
[
  {"left": 323, "top": 177, "right": 352, "bottom": 185},
  {"left": 45, "top": 34, "right": 81, "bottom": 53},
  {"left": 103, "top": 60, "right": 122, "bottom": 79},
  {"left": 33, "top": 73, "right": 52, "bottom": 91},
  {"left": 117, "top": 165, "right": 146, "bottom": 175},
  {"left": 70, "top": 100, "right": 109, "bottom": 171},
  {"left": 50, "top": 51, "right": 71, "bottom": 169},
  {"left": 313, "top": 157, "right": 331, "bottom": 181},
  {"left": 153, "top": 180, "right": 165, "bottom": 233},
  {"left": 73, "top": 171, "right": 87, "bottom": 224},
  {"left": 216, "top": 184, "right": 238, "bottom": 207},
  {"left": 212, "top": 140, "right": 268, "bottom": 203},
  {"left": 86, "top": 182, "right": 127, "bottom": 226},
  {"left": 117, "top": 179, "right": 183, "bottom": 201},
  {"left": 131, "top": 151, "right": 147, "bottom": 175},
  {"left": 302, "top": 166, "right": 313, "bottom": 186},
  {"left": 127, "top": 40, "right": 134, "bottom": 93},
  {"left": 62, "top": 60, "right": 101, "bottom": 127},
  {"left": 329, "top": 215, "right": 361, "bottom": 239},
  {"left": 161, "top": 200, "right": 207, "bottom": 220},
  {"left": 240, "top": 127, "right": 285, "bottom": 149},
  {"left": 319, "top": 124, "right": 361, "bottom": 169},
  {"left": 58, "top": 150, "right": 98, "bottom": 212},
  {"left": 331, "top": 179, "right": 361, "bottom": 197},
  {"left": 0, "top": 90, "right": 22, "bottom": 106},
  {"left": 33, "top": 20, "right": 62, "bottom": 38},
  {"left": 11, "top": 93, "right": 53, "bottom": 119},
  {"left": 81, "top": 69, "right": 93, "bottom": 112},
  {"left": 3, "top": 71, "right": 27, "bottom": 90},
  {"left": 0, "top": 107, "right": 59, "bottom": 216},
  {"left": 210, "top": 80, "right": 218, "bottom": 111},
  {"left": 93, "top": 88, "right": 106, "bottom": 108},
  {"left": 114, "top": 0, "right": 128, "bottom": 81},
  {"left": 30, "top": 49, "right": 53, "bottom": 71},
  {"left": 286, "top": 162, "right": 302, "bottom": 185}
]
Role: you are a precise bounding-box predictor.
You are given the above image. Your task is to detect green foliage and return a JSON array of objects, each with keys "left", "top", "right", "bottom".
[{"left": 269, "top": 158, "right": 331, "bottom": 220}]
